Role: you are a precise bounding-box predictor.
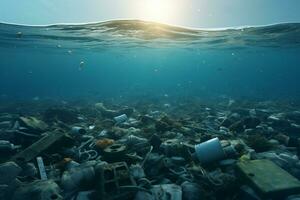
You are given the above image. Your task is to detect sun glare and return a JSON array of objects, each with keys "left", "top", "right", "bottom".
[{"left": 138, "top": 0, "right": 180, "bottom": 24}]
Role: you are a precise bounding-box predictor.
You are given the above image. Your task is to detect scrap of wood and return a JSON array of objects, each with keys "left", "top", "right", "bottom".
[{"left": 11, "top": 131, "right": 65, "bottom": 163}]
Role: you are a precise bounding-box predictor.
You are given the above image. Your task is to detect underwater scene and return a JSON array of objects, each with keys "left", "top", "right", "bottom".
[{"left": 1, "top": 7, "right": 300, "bottom": 200}]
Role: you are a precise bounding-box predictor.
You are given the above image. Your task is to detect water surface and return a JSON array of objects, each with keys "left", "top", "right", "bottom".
[{"left": 0, "top": 20, "right": 299, "bottom": 101}]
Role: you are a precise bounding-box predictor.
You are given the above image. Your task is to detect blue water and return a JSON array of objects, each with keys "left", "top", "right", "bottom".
[{"left": 0, "top": 20, "right": 300, "bottom": 101}]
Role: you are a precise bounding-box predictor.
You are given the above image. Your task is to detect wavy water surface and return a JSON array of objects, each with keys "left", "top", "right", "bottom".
[{"left": 0, "top": 20, "right": 300, "bottom": 50}]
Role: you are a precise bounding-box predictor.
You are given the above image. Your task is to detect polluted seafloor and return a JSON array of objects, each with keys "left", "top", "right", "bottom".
[{"left": 0, "top": 20, "right": 300, "bottom": 200}]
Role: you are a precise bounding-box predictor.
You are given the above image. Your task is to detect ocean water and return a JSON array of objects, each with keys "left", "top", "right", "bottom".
[
  {"left": 1, "top": 20, "right": 300, "bottom": 200},
  {"left": 0, "top": 20, "right": 300, "bottom": 102}
]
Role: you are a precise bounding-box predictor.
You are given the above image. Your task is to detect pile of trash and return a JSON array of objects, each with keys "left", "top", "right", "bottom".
[{"left": 1, "top": 99, "right": 300, "bottom": 200}]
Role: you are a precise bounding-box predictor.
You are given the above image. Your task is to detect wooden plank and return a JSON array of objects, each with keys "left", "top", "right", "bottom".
[
  {"left": 11, "top": 131, "right": 65, "bottom": 163},
  {"left": 237, "top": 159, "right": 300, "bottom": 198}
]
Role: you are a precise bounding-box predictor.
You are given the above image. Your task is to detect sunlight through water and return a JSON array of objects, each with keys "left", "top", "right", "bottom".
[{"left": 137, "top": 0, "right": 182, "bottom": 24}]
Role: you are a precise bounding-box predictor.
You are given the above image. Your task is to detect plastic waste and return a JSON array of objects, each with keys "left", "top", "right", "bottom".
[
  {"left": 0, "top": 161, "right": 22, "bottom": 185},
  {"left": 12, "top": 180, "right": 62, "bottom": 200},
  {"left": 75, "top": 190, "right": 95, "bottom": 200},
  {"left": 114, "top": 114, "right": 128, "bottom": 124},
  {"left": 181, "top": 181, "right": 203, "bottom": 200},
  {"left": 194, "top": 137, "right": 225, "bottom": 164},
  {"left": 135, "top": 184, "right": 182, "bottom": 200},
  {"left": 130, "top": 164, "right": 146, "bottom": 180},
  {"left": 0, "top": 140, "right": 16, "bottom": 151},
  {"left": 36, "top": 156, "right": 47, "bottom": 180},
  {"left": 19, "top": 162, "right": 38, "bottom": 178},
  {"left": 61, "top": 162, "right": 96, "bottom": 194},
  {"left": 71, "top": 126, "right": 86, "bottom": 136},
  {"left": 152, "top": 184, "right": 182, "bottom": 200}
]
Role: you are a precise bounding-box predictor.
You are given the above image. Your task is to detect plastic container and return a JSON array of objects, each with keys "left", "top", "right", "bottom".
[
  {"left": 71, "top": 126, "right": 86, "bottom": 135},
  {"left": 152, "top": 184, "right": 182, "bottom": 200},
  {"left": 194, "top": 137, "right": 225, "bottom": 164},
  {"left": 114, "top": 114, "right": 128, "bottom": 124}
]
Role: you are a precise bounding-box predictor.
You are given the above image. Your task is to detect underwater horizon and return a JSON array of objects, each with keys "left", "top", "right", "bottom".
[{"left": 0, "top": 19, "right": 300, "bottom": 102}]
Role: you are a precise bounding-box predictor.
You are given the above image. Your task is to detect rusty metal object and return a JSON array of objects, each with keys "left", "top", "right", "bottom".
[{"left": 96, "top": 162, "right": 136, "bottom": 200}]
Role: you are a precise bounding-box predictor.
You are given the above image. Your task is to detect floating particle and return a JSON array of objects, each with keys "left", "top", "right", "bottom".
[
  {"left": 228, "top": 99, "right": 235, "bottom": 107},
  {"left": 79, "top": 61, "right": 85, "bottom": 70},
  {"left": 88, "top": 125, "right": 95, "bottom": 130},
  {"left": 16, "top": 32, "right": 23, "bottom": 38},
  {"left": 33, "top": 96, "right": 40, "bottom": 101},
  {"left": 164, "top": 103, "right": 171, "bottom": 108}
]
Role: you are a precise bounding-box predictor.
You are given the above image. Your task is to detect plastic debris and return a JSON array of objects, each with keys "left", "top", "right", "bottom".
[
  {"left": 194, "top": 138, "right": 225, "bottom": 164},
  {"left": 114, "top": 114, "right": 128, "bottom": 124},
  {"left": 36, "top": 156, "right": 47, "bottom": 180},
  {"left": 1, "top": 99, "right": 300, "bottom": 200}
]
